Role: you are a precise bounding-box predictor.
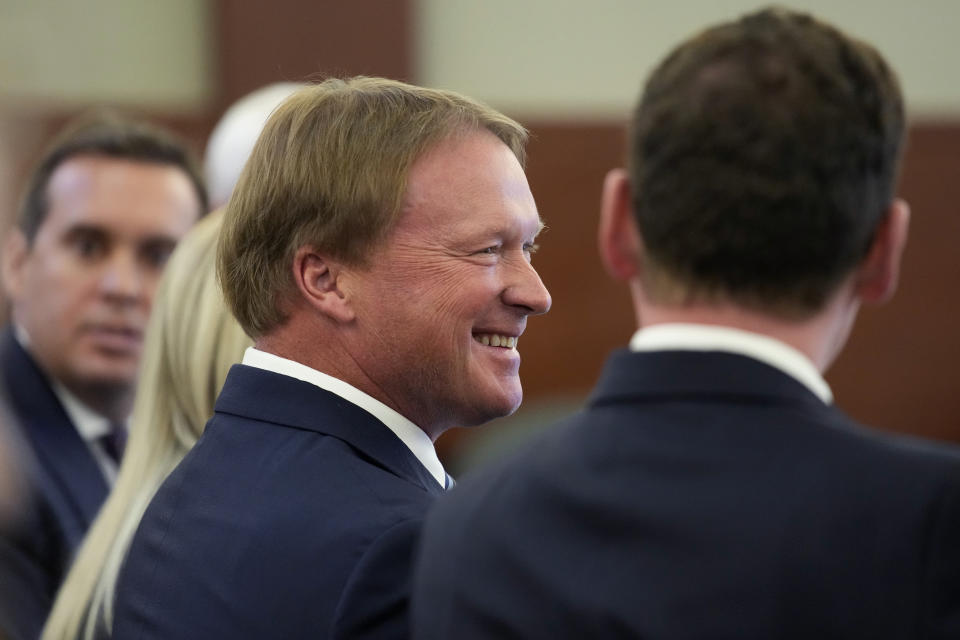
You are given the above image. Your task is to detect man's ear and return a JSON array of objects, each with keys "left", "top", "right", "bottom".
[
  {"left": 292, "top": 246, "right": 355, "bottom": 323},
  {"left": 1, "top": 229, "right": 28, "bottom": 301},
  {"left": 598, "top": 168, "right": 642, "bottom": 281},
  {"left": 855, "top": 198, "right": 910, "bottom": 304}
]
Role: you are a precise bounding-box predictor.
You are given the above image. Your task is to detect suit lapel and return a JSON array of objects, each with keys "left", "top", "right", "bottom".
[
  {"left": 0, "top": 329, "right": 109, "bottom": 540},
  {"left": 215, "top": 365, "right": 444, "bottom": 497}
]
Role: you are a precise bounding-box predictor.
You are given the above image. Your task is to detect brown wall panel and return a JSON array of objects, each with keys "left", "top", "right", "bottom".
[
  {"left": 827, "top": 125, "right": 960, "bottom": 443},
  {"left": 516, "top": 123, "right": 636, "bottom": 398},
  {"left": 215, "top": 0, "right": 413, "bottom": 107}
]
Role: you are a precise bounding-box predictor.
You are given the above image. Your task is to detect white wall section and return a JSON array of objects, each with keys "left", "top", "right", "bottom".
[
  {"left": 0, "top": 0, "right": 212, "bottom": 112},
  {"left": 417, "top": 0, "right": 960, "bottom": 121}
]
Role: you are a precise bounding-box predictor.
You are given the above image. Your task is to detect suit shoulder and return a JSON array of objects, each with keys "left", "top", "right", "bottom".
[{"left": 824, "top": 414, "right": 960, "bottom": 484}]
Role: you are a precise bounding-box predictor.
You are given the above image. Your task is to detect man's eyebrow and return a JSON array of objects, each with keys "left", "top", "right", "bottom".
[
  {"left": 463, "top": 217, "right": 546, "bottom": 243},
  {"left": 521, "top": 218, "right": 546, "bottom": 241},
  {"left": 61, "top": 224, "right": 109, "bottom": 239},
  {"left": 60, "top": 225, "right": 181, "bottom": 248}
]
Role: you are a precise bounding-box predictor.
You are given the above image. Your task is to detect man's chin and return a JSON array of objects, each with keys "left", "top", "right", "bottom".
[
  {"left": 68, "top": 361, "right": 138, "bottom": 394},
  {"left": 467, "top": 384, "right": 523, "bottom": 427}
]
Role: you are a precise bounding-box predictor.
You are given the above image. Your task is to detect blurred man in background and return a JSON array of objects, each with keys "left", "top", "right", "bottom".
[
  {"left": 40, "top": 83, "right": 306, "bottom": 640},
  {"left": 412, "top": 8, "right": 960, "bottom": 639},
  {"left": 0, "top": 113, "right": 205, "bottom": 640}
]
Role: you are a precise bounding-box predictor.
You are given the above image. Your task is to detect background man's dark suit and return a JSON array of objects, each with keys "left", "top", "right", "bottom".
[
  {"left": 114, "top": 364, "right": 443, "bottom": 639},
  {"left": 414, "top": 349, "right": 960, "bottom": 639},
  {"left": 0, "top": 328, "right": 110, "bottom": 640}
]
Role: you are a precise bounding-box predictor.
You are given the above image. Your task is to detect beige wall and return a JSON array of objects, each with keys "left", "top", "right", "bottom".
[
  {"left": 417, "top": 0, "right": 960, "bottom": 121},
  {"left": 0, "top": 0, "right": 212, "bottom": 113},
  {"left": 0, "top": 0, "right": 960, "bottom": 118},
  {"left": 1, "top": 1, "right": 957, "bottom": 119}
]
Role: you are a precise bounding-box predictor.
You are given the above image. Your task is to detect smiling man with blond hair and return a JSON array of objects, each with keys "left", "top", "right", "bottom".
[{"left": 113, "top": 77, "right": 551, "bottom": 639}]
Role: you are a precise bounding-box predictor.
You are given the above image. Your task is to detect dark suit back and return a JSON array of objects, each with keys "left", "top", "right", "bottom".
[
  {"left": 413, "top": 350, "right": 960, "bottom": 639},
  {"left": 113, "top": 364, "right": 443, "bottom": 639},
  {"left": 0, "top": 328, "right": 109, "bottom": 640}
]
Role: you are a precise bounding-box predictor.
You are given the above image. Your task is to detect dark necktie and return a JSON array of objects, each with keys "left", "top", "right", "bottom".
[{"left": 99, "top": 423, "right": 127, "bottom": 464}]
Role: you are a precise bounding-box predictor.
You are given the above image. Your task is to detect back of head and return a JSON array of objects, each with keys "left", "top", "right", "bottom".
[
  {"left": 18, "top": 111, "right": 208, "bottom": 242},
  {"left": 218, "top": 76, "right": 528, "bottom": 338},
  {"left": 204, "top": 83, "right": 305, "bottom": 210},
  {"left": 630, "top": 7, "right": 904, "bottom": 318}
]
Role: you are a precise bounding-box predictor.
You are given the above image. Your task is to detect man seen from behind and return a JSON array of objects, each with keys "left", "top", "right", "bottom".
[{"left": 412, "top": 8, "right": 960, "bottom": 639}]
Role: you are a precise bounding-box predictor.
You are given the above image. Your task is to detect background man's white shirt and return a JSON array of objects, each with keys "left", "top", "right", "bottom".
[{"left": 629, "top": 323, "right": 833, "bottom": 404}]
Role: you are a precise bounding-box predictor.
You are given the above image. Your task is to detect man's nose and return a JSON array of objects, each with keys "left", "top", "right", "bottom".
[
  {"left": 98, "top": 250, "right": 144, "bottom": 301},
  {"left": 504, "top": 259, "right": 552, "bottom": 316}
]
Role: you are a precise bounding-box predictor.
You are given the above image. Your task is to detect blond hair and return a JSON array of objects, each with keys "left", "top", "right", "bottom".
[
  {"left": 218, "top": 76, "right": 528, "bottom": 338},
  {"left": 42, "top": 209, "right": 252, "bottom": 640}
]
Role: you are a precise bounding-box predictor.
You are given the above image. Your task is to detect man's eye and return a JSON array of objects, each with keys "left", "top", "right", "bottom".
[
  {"left": 72, "top": 234, "right": 106, "bottom": 259},
  {"left": 477, "top": 246, "right": 499, "bottom": 255},
  {"left": 141, "top": 245, "right": 174, "bottom": 269}
]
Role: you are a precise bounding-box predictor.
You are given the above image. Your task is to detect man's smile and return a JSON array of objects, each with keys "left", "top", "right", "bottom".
[{"left": 472, "top": 333, "right": 518, "bottom": 349}]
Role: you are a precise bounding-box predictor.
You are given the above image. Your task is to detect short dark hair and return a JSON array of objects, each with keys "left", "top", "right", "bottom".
[
  {"left": 630, "top": 7, "right": 905, "bottom": 318},
  {"left": 17, "top": 111, "right": 208, "bottom": 242}
]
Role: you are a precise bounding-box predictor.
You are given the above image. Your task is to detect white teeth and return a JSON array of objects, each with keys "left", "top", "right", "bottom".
[{"left": 474, "top": 334, "right": 518, "bottom": 349}]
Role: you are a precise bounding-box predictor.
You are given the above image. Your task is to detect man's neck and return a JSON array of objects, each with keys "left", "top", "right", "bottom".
[
  {"left": 634, "top": 290, "right": 859, "bottom": 374},
  {"left": 56, "top": 379, "right": 133, "bottom": 424},
  {"left": 255, "top": 332, "right": 403, "bottom": 416},
  {"left": 13, "top": 324, "right": 132, "bottom": 421},
  {"left": 242, "top": 346, "right": 448, "bottom": 486}
]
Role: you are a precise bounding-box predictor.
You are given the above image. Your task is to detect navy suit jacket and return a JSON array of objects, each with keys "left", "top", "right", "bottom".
[
  {"left": 413, "top": 350, "right": 960, "bottom": 639},
  {"left": 113, "top": 364, "right": 444, "bottom": 639},
  {"left": 0, "top": 328, "right": 110, "bottom": 640}
]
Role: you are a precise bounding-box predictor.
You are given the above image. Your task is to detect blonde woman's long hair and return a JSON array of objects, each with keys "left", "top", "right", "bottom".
[{"left": 42, "top": 209, "right": 252, "bottom": 640}]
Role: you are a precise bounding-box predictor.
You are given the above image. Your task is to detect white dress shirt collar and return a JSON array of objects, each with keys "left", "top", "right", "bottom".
[
  {"left": 14, "top": 324, "right": 119, "bottom": 481},
  {"left": 51, "top": 383, "right": 122, "bottom": 482},
  {"left": 50, "top": 380, "right": 123, "bottom": 480},
  {"left": 241, "top": 347, "right": 447, "bottom": 488},
  {"left": 629, "top": 323, "right": 833, "bottom": 404}
]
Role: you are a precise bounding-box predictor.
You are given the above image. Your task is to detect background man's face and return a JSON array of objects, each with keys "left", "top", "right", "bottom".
[
  {"left": 3, "top": 154, "right": 200, "bottom": 396},
  {"left": 346, "top": 130, "right": 551, "bottom": 437}
]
